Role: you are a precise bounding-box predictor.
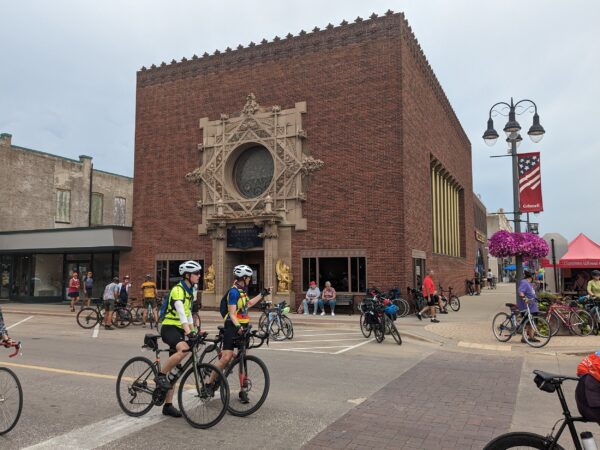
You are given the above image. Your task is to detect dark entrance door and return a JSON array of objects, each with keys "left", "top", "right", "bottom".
[
  {"left": 412, "top": 258, "right": 426, "bottom": 290},
  {"left": 247, "top": 263, "right": 261, "bottom": 297}
]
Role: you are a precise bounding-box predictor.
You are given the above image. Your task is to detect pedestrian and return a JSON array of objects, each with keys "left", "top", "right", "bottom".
[
  {"left": 474, "top": 271, "right": 481, "bottom": 295},
  {"left": 518, "top": 269, "right": 540, "bottom": 343},
  {"left": 83, "top": 271, "right": 94, "bottom": 307},
  {"left": 118, "top": 275, "right": 131, "bottom": 306},
  {"left": 486, "top": 268, "right": 494, "bottom": 289},
  {"left": 416, "top": 269, "right": 443, "bottom": 323},
  {"left": 102, "top": 277, "right": 119, "bottom": 330},
  {"left": 302, "top": 281, "right": 321, "bottom": 315},
  {"left": 319, "top": 281, "right": 337, "bottom": 316},
  {"left": 68, "top": 271, "right": 81, "bottom": 312}
]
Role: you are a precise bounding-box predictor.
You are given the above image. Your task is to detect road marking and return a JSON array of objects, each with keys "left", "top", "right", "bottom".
[
  {"left": 334, "top": 338, "right": 374, "bottom": 354},
  {"left": 268, "top": 345, "right": 351, "bottom": 351},
  {"left": 6, "top": 315, "right": 34, "bottom": 330},
  {"left": 294, "top": 332, "right": 362, "bottom": 337},
  {"left": 2, "top": 361, "right": 118, "bottom": 380},
  {"left": 348, "top": 397, "right": 366, "bottom": 405},
  {"left": 457, "top": 341, "right": 512, "bottom": 352},
  {"left": 92, "top": 323, "right": 100, "bottom": 338},
  {"left": 270, "top": 337, "right": 365, "bottom": 344}
]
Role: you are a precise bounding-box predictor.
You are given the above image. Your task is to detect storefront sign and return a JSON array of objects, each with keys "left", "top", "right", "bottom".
[
  {"left": 227, "top": 226, "right": 263, "bottom": 249},
  {"left": 475, "top": 230, "right": 486, "bottom": 243}
]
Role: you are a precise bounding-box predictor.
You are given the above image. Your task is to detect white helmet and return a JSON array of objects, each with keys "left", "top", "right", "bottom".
[
  {"left": 179, "top": 260, "right": 202, "bottom": 275},
  {"left": 233, "top": 265, "right": 253, "bottom": 278}
]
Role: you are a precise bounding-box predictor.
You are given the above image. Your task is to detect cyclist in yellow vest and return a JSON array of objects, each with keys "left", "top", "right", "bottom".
[
  {"left": 155, "top": 260, "right": 202, "bottom": 417},
  {"left": 140, "top": 274, "right": 158, "bottom": 327},
  {"left": 211, "top": 265, "right": 270, "bottom": 403}
]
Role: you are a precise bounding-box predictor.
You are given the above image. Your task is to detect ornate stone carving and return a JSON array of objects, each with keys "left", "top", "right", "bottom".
[
  {"left": 301, "top": 156, "right": 325, "bottom": 175},
  {"left": 204, "top": 264, "right": 215, "bottom": 292},
  {"left": 242, "top": 93, "right": 259, "bottom": 116},
  {"left": 196, "top": 200, "right": 203, "bottom": 209},
  {"left": 271, "top": 105, "right": 281, "bottom": 114},
  {"left": 197, "top": 143, "right": 204, "bottom": 152},
  {"left": 275, "top": 259, "right": 293, "bottom": 293}
]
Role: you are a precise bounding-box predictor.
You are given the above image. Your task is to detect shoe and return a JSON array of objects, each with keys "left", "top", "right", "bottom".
[
  {"left": 416, "top": 312, "right": 422, "bottom": 321},
  {"left": 520, "top": 337, "right": 527, "bottom": 343},
  {"left": 142, "top": 324, "right": 147, "bottom": 328},
  {"left": 530, "top": 337, "right": 540, "bottom": 343},
  {"left": 331, "top": 312, "right": 335, "bottom": 316},
  {"left": 238, "top": 391, "right": 250, "bottom": 404},
  {"left": 440, "top": 310, "right": 448, "bottom": 314},
  {"left": 303, "top": 313, "right": 308, "bottom": 315},
  {"left": 104, "top": 325, "right": 114, "bottom": 330},
  {"left": 321, "top": 312, "right": 325, "bottom": 316},
  {"left": 313, "top": 313, "right": 317, "bottom": 315},
  {"left": 155, "top": 374, "right": 171, "bottom": 391},
  {"left": 430, "top": 318, "right": 440, "bottom": 323},
  {"left": 162, "top": 404, "right": 182, "bottom": 417}
]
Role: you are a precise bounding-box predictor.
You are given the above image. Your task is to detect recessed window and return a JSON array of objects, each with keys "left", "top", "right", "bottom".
[
  {"left": 55, "top": 189, "right": 71, "bottom": 223},
  {"left": 91, "top": 193, "right": 103, "bottom": 226},
  {"left": 233, "top": 145, "right": 274, "bottom": 198}
]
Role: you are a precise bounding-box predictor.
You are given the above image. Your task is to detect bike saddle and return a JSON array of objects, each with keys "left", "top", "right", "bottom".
[
  {"left": 505, "top": 303, "right": 517, "bottom": 309},
  {"left": 533, "top": 370, "right": 579, "bottom": 383}
]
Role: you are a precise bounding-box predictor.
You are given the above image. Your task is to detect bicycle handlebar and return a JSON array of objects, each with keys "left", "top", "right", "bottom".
[{"left": 2, "top": 340, "right": 22, "bottom": 358}]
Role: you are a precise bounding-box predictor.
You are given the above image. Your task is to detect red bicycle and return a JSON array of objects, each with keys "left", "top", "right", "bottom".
[{"left": 544, "top": 299, "right": 594, "bottom": 336}]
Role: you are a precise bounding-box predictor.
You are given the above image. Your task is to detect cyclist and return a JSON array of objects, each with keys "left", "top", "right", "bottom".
[
  {"left": 210, "top": 265, "right": 270, "bottom": 403},
  {"left": 140, "top": 274, "right": 158, "bottom": 328},
  {"left": 0, "top": 305, "right": 15, "bottom": 345},
  {"left": 518, "top": 269, "right": 539, "bottom": 343},
  {"left": 155, "top": 260, "right": 202, "bottom": 418}
]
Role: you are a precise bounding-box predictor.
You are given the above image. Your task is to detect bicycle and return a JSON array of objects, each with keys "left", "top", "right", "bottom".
[
  {"left": 438, "top": 284, "right": 461, "bottom": 312},
  {"left": 387, "top": 288, "right": 411, "bottom": 317},
  {"left": 579, "top": 295, "right": 600, "bottom": 335},
  {"left": 138, "top": 298, "right": 159, "bottom": 329},
  {"left": 544, "top": 299, "right": 593, "bottom": 337},
  {"left": 116, "top": 332, "right": 229, "bottom": 429},
  {"left": 0, "top": 340, "right": 23, "bottom": 435},
  {"left": 76, "top": 298, "right": 106, "bottom": 329},
  {"left": 199, "top": 325, "right": 270, "bottom": 417},
  {"left": 465, "top": 279, "right": 475, "bottom": 296},
  {"left": 358, "top": 296, "right": 401, "bottom": 345},
  {"left": 484, "top": 370, "right": 593, "bottom": 450},
  {"left": 492, "top": 301, "right": 552, "bottom": 348},
  {"left": 258, "top": 301, "right": 293, "bottom": 341}
]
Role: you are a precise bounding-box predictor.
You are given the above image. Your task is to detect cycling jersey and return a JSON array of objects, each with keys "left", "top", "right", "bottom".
[
  {"left": 225, "top": 283, "right": 250, "bottom": 324},
  {"left": 162, "top": 282, "right": 193, "bottom": 328},
  {"left": 141, "top": 281, "right": 157, "bottom": 298}
]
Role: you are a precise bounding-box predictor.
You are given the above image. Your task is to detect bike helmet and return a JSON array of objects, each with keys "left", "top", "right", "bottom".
[
  {"left": 144, "top": 274, "right": 152, "bottom": 280},
  {"left": 592, "top": 270, "right": 600, "bottom": 277},
  {"left": 523, "top": 269, "right": 534, "bottom": 278},
  {"left": 233, "top": 264, "right": 253, "bottom": 278},
  {"left": 179, "top": 260, "right": 202, "bottom": 275}
]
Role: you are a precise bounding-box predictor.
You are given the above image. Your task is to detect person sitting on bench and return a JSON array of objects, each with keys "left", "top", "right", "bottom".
[{"left": 318, "top": 281, "right": 337, "bottom": 316}]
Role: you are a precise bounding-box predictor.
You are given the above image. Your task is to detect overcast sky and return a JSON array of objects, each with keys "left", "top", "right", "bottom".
[{"left": 1, "top": 1, "right": 598, "bottom": 242}]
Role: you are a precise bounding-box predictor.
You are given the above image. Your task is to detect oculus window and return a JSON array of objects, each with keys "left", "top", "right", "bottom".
[{"left": 233, "top": 145, "right": 274, "bottom": 198}]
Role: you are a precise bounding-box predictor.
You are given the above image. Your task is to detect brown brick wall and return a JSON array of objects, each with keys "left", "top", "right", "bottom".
[{"left": 127, "top": 12, "right": 475, "bottom": 298}]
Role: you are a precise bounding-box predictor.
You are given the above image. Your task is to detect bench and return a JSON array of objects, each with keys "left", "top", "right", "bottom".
[{"left": 301, "top": 294, "right": 354, "bottom": 315}]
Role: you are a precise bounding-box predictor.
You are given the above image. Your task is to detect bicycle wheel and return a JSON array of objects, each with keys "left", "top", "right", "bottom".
[
  {"left": 547, "top": 312, "right": 562, "bottom": 337},
  {"left": 570, "top": 309, "right": 594, "bottom": 336},
  {"left": 225, "top": 355, "right": 270, "bottom": 417},
  {"left": 268, "top": 317, "right": 287, "bottom": 341},
  {"left": 178, "top": 363, "right": 229, "bottom": 429},
  {"left": 492, "top": 312, "right": 515, "bottom": 342},
  {"left": 281, "top": 316, "right": 294, "bottom": 339},
  {"left": 130, "top": 306, "right": 144, "bottom": 326},
  {"left": 483, "top": 431, "right": 564, "bottom": 449},
  {"left": 385, "top": 316, "right": 402, "bottom": 345},
  {"left": 523, "top": 316, "right": 551, "bottom": 348},
  {"left": 0, "top": 367, "right": 23, "bottom": 435},
  {"left": 258, "top": 312, "right": 268, "bottom": 334},
  {"left": 359, "top": 313, "right": 372, "bottom": 338},
  {"left": 374, "top": 320, "right": 385, "bottom": 343},
  {"left": 449, "top": 295, "right": 460, "bottom": 312},
  {"left": 116, "top": 356, "right": 157, "bottom": 417},
  {"left": 76, "top": 307, "right": 100, "bottom": 329},
  {"left": 112, "top": 308, "right": 131, "bottom": 328},
  {"left": 395, "top": 298, "right": 410, "bottom": 317}
]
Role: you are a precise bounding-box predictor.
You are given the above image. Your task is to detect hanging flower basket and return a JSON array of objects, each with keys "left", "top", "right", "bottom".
[{"left": 489, "top": 231, "right": 549, "bottom": 259}]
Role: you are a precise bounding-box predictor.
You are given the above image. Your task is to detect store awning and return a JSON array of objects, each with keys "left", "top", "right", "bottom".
[
  {"left": 0, "top": 226, "right": 132, "bottom": 253},
  {"left": 557, "top": 233, "right": 600, "bottom": 268}
]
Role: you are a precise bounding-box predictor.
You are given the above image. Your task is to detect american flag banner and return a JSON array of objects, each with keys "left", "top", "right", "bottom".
[{"left": 518, "top": 152, "right": 544, "bottom": 213}]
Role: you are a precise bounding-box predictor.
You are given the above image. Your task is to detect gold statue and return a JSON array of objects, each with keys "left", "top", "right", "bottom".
[
  {"left": 204, "top": 264, "right": 215, "bottom": 292},
  {"left": 276, "top": 259, "right": 293, "bottom": 293}
]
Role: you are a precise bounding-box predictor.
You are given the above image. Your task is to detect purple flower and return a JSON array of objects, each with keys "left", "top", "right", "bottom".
[{"left": 489, "top": 231, "right": 549, "bottom": 258}]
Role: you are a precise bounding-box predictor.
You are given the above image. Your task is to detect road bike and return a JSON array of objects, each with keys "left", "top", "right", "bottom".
[
  {"left": 544, "top": 299, "right": 593, "bottom": 337},
  {"left": 438, "top": 284, "right": 461, "bottom": 312},
  {"left": 116, "top": 332, "right": 229, "bottom": 429},
  {"left": 199, "top": 325, "right": 270, "bottom": 417},
  {"left": 484, "top": 370, "right": 594, "bottom": 450},
  {"left": 492, "top": 301, "right": 552, "bottom": 348},
  {"left": 0, "top": 340, "right": 23, "bottom": 435},
  {"left": 358, "top": 296, "right": 401, "bottom": 345},
  {"left": 258, "top": 301, "right": 293, "bottom": 341},
  {"left": 76, "top": 299, "right": 107, "bottom": 328}
]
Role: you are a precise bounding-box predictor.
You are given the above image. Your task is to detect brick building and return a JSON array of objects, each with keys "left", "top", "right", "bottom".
[
  {"left": 0, "top": 132, "right": 133, "bottom": 301},
  {"left": 123, "top": 11, "right": 475, "bottom": 307},
  {"left": 473, "top": 194, "right": 488, "bottom": 278}
]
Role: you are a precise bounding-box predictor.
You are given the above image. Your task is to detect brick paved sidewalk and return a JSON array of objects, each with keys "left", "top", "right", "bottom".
[{"left": 303, "top": 351, "right": 523, "bottom": 450}]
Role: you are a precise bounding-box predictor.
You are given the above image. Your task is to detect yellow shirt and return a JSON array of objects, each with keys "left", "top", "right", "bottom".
[
  {"left": 588, "top": 280, "right": 600, "bottom": 297},
  {"left": 141, "top": 281, "right": 156, "bottom": 298}
]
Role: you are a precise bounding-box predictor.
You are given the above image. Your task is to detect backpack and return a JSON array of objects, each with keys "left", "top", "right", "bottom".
[
  {"left": 219, "top": 290, "right": 231, "bottom": 319},
  {"left": 159, "top": 282, "right": 194, "bottom": 321}
]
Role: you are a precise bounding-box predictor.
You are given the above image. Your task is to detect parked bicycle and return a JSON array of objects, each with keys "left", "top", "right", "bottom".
[
  {"left": 484, "top": 370, "right": 592, "bottom": 450},
  {"left": 358, "top": 296, "right": 401, "bottom": 345},
  {"left": 386, "top": 288, "right": 411, "bottom": 317},
  {"left": 465, "top": 279, "right": 475, "bottom": 296},
  {"left": 578, "top": 295, "right": 600, "bottom": 335},
  {"left": 116, "top": 332, "right": 229, "bottom": 429},
  {"left": 258, "top": 300, "right": 293, "bottom": 341},
  {"left": 0, "top": 340, "right": 23, "bottom": 435},
  {"left": 438, "top": 284, "right": 461, "bottom": 312},
  {"left": 543, "top": 298, "right": 593, "bottom": 337},
  {"left": 492, "top": 301, "right": 551, "bottom": 348},
  {"left": 199, "top": 325, "right": 270, "bottom": 416}
]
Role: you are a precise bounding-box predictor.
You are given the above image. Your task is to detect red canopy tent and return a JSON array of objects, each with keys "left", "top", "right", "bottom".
[{"left": 555, "top": 233, "right": 600, "bottom": 268}]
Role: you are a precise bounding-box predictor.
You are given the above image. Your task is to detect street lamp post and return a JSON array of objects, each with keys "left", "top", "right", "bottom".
[{"left": 483, "top": 98, "right": 545, "bottom": 300}]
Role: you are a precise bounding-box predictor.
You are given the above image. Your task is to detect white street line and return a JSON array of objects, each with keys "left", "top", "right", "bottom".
[
  {"left": 24, "top": 391, "right": 198, "bottom": 450},
  {"left": 270, "top": 338, "right": 365, "bottom": 344},
  {"left": 6, "top": 315, "right": 34, "bottom": 330},
  {"left": 294, "top": 332, "right": 362, "bottom": 337},
  {"left": 333, "top": 339, "right": 374, "bottom": 354},
  {"left": 267, "top": 345, "right": 350, "bottom": 351},
  {"left": 92, "top": 323, "right": 100, "bottom": 338}
]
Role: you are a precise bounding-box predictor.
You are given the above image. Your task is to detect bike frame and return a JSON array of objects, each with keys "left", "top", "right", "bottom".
[
  {"left": 508, "top": 303, "right": 540, "bottom": 337},
  {"left": 542, "top": 382, "right": 587, "bottom": 450}
]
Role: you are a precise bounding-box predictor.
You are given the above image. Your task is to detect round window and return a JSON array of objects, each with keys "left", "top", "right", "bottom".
[{"left": 233, "top": 145, "right": 274, "bottom": 198}]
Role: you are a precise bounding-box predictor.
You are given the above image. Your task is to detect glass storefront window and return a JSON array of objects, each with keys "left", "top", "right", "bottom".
[
  {"left": 92, "top": 253, "right": 114, "bottom": 299},
  {"left": 33, "top": 254, "right": 63, "bottom": 297},
  {"left": 14, "top": 255, "right": 33, "bottom": 297},
  {"left": 1, "top": 256, "right": 12, "bottom": 299}
]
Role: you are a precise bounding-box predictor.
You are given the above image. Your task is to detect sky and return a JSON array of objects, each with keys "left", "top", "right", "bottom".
[{"left": 1, "top": 1, "right": 598, "bottom": 242}]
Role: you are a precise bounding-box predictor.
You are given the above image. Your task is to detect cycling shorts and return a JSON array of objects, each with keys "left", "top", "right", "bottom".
[
  {"left": 161, "top": 325, "right": 185, "bottom": 356},
  {"left": 427, "top": 294, "right": 439, "bottom": 307},
  {"left": 143, "top": 298, "right": 157, "bottom": 308},
  {"left": 222, "top": 321, "right": 246, "bottom": 351}
]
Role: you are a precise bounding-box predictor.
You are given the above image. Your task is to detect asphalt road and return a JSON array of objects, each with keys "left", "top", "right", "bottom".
[{"left": 0, "top": 312, "right": 435, "bottom": 450}]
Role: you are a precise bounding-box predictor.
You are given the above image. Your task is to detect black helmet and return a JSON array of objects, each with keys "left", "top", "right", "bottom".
[
  {"left": 592, "top": 270, "right": 600, "bottom": 277},
  {"left": 523, "top": 270, "right": 534, "bottom": 279}
]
